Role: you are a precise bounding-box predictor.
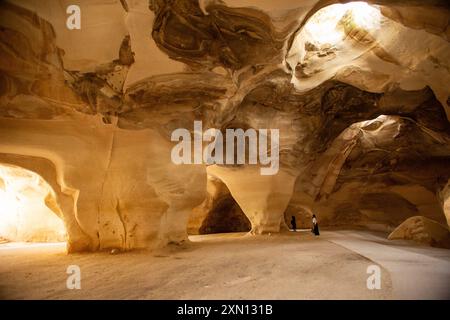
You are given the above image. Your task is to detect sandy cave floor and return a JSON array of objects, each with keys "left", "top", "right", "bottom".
[{"left": 0, "top": 230, "right": 449, "bottom": 300}]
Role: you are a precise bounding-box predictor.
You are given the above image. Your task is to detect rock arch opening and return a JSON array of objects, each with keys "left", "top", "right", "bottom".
[
  {"left": 284, "top": 204, "right": 313, "bottom": 230},
  {"left": 187, "top": 175, "right": 251, "bottom": 236},
  {"left": 0, "top": 164, "right": 66, "bottom": 243}
]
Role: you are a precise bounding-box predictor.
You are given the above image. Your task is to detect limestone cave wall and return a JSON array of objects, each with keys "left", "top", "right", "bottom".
[{"left": 0, "top": 0, "right": 449, "bottom": 251}]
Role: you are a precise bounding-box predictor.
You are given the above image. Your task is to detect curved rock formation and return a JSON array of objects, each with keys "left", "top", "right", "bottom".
[
  {"left": 0, "top": 0, "right": 449, "bottom": 251},
  {"left": 388, "top": 216, "right": 450, "bottom": 249}
]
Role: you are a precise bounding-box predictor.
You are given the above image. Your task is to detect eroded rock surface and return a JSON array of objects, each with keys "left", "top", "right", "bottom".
[
  {"left": 388, "top": 216, "right": 450, "bottom": 249},
  {"left": 0, "top": 0, "right": 449, "bottom": 251}
]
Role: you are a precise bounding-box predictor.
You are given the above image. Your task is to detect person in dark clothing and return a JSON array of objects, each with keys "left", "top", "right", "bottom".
[
  {"left": 311, "top": 214, "right": 320, "bottom": 236},
  {"left": 291, "top": 216, "right": 297, "bottom": 231}
]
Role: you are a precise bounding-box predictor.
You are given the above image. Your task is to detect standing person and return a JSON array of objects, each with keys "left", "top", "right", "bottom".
[
  {"left": 291, "top": 216, "right": 297, "bottom": 231},
  {"left": 312, "top": 214, "right": 320, "bottom": 236}
]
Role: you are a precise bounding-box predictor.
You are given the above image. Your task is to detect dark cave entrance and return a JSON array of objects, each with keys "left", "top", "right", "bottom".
[
  {"left": 187, "top": 175, "right": 251, "bottom": 235},
  {"left": 198, "top": 192, "right": 251, "bottom": 234}
]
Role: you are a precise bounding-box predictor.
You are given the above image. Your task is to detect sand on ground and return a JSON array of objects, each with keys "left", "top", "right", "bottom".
[{"left": 0, "top": 231, "right": 393, "bottom": 299}]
